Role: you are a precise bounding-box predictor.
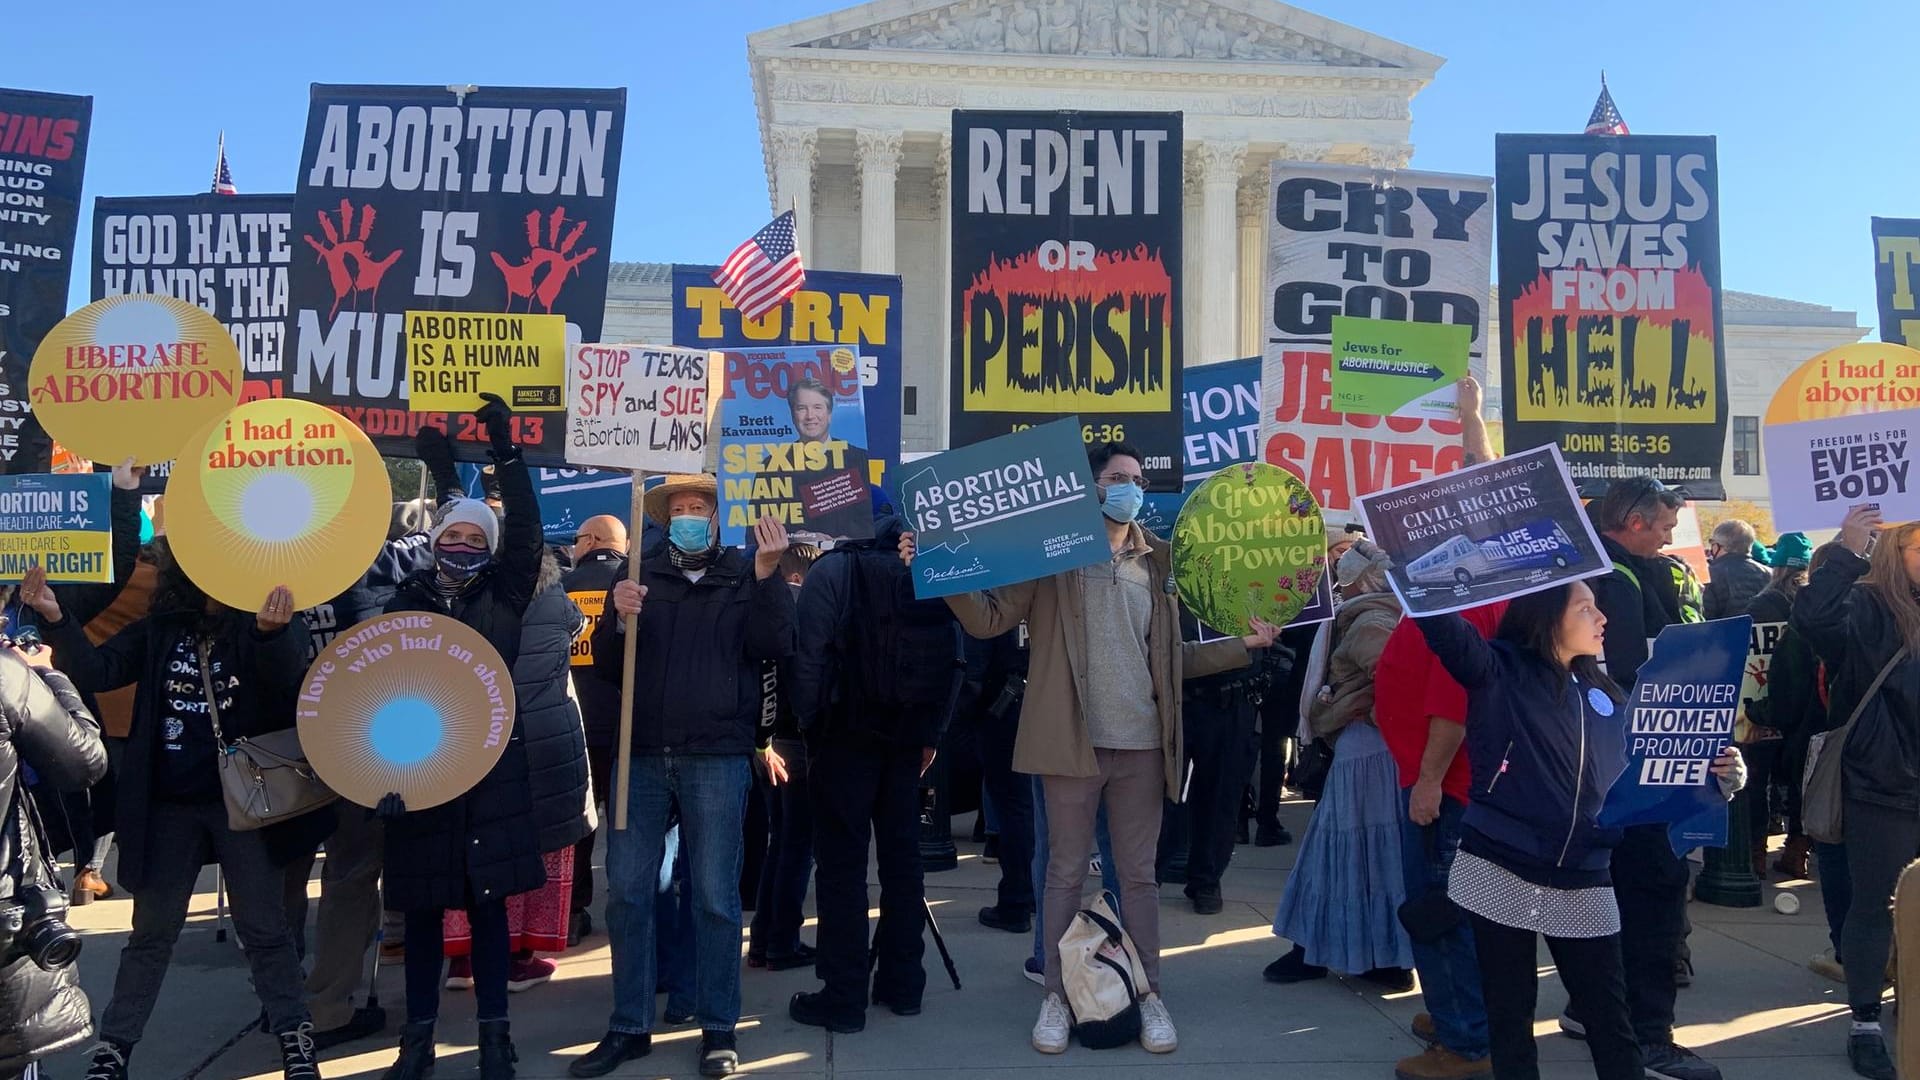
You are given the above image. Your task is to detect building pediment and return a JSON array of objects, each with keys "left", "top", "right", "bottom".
[{"left": 751, "top": 0, "right": 1440, "bottom": 73}]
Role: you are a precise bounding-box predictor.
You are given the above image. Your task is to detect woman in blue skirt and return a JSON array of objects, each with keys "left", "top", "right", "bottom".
[{"left": 1266, "top": 539, "right": 1414, "bottom": 988}]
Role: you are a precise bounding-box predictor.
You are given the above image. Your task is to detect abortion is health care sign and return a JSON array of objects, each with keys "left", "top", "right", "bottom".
[
  {"left": 1600, "top": 617, "right": 1751, "bottom": 855},
  {"left": 900, "top": 418, "right": 1107, "bottom": 599},
  {"left": 0, "top": 473, "right": 111, "bottom": 583}
]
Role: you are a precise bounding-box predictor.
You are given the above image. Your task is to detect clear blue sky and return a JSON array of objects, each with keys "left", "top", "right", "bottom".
[{"left": 12, "top": 0, "right": 1915, "bottom": 333}]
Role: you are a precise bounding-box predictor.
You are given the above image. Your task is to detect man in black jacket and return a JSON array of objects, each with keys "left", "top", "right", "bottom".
[
  {"left": 785, "top": 500, "right": 962, "bottom": 1033},
  {"left": 1703, "top": 520, "right": 1771, "bottom": 621},
  {"left": 1581, "top": 477, "right": 1720, "bottom": 1080},
  {"left": 571, "top": 475, "right": 793, "bottom": 1080},
  {"left": 565, "top": 514, "right": 629, "bottom": 945}
]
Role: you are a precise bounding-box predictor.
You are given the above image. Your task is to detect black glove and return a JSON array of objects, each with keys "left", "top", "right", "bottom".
[
  {"left": 414, "top": 424, "right": 462, "bottom": 505},
  {"left": 373, "top": 792, "right": 407, "bottom": 821},
  {"left": 475, "top": 393, "right": 516, "bottom": 461}
]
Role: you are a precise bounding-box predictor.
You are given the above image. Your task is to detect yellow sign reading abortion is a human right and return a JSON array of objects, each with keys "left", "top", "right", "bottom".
[{"left": 405, "top": 311, "right": 567, "bottom": 413}]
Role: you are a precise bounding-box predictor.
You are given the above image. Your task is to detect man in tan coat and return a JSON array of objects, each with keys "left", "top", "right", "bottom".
[{"left": 902, "top": 441, "right": 1277, "bottom": 1056}]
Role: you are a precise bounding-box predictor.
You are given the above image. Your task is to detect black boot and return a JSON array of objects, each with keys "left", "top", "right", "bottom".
[
  {"left": 279, "top": 1024, "right": 321, "bottom": 1080},
  {"left": 478, "top": 1019, "right": 518, "bottom": 1080},
  {"left": 86, "top": 1041, "right": 132, "bottom": 1080},
  {"left": 381, "top": 1021, "right": 436, "bottom": 1080}
]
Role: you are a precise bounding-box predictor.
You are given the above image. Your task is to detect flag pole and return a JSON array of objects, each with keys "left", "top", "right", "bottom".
[
  {"left": 213, "top": 130, "right": 225, "bottom": 193},
  {"left": 613, "top": 470, "right": 646, "bottom": 831}
]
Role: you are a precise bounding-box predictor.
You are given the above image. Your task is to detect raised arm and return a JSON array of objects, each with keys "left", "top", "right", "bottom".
[
  {"left": 1792, "top": 508, "right": 1877, "bottom": 665},
  {"left": 1412, "top": 611, "right": 1497, "bottom": 691}
]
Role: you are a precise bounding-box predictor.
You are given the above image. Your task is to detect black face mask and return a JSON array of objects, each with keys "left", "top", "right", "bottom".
[{"left": 436, "top": 546, "right": 492, "bottom": 580}]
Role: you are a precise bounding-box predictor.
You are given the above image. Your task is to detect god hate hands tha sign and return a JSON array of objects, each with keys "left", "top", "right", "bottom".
[{"left": 298, "top": 616, "right": 511, "bottom": 751}]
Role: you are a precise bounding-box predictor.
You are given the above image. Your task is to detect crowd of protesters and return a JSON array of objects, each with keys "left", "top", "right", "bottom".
[{"left": 0, "top": 384, "right": 1913, "bottom": 1080}]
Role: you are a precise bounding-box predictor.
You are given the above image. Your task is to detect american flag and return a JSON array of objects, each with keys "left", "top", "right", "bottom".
[
  {"left": 1584, "top": 76, "right": 1629, "bottom": 136},
  {"left": 713, "top": 211, "right": 805, "bottom": 321},
  {"left": 211, "top": 132, "right": 238, "bottom": 195}
]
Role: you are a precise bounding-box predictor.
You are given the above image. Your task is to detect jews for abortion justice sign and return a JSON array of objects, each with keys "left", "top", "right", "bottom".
[
  {"left": 951, "top": 111, "right": 1183, "bottom": 490},
  {"left": 0, "top": 89, "right": 91, "bottom": 474},
  {"left": 1600, "top": 617, "right": 1751, "bottom": 854},
  {"left": 1872, "top": 217, "right": 1920, "bottom": 348},
  {"left": 900, "top": 418, "right": 1108, "bottom": 599},
  {"left": 1495, "top": 136, "right": 1728, "bottom": 498},
  {"left": 289, "top": 84, "right": 626, "bottom": 465},
  {"left": 1355, "top": 444, "right": 1610, "bottom": 617},
  {"left": 1260, "top": 164, "right": 1491, "bottom": 520}
]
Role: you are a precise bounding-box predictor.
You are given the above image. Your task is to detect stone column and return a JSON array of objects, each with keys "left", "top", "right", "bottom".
[
  {"left": 932, "top": 133, "right": 953, "bottom": 449},
  {"left": 1182, "top": 152, "right": 1204, "bottom": 366},
  {"left": 1237, "top": 170, "right": 1267, "bottom": 359},
  {"left": 1197, "top": 141, "right": 1246, "bottom": 365},
  {"left": 768, "top": 125, "right": 817, "bottom": 257},
  {"left": 857, "top": 128, "right": 904, "bottom": 275}
]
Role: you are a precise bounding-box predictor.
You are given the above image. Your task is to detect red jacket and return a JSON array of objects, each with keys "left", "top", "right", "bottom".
[{"left": 1375, "top": 601, "right": 1507, "bottom": 803}]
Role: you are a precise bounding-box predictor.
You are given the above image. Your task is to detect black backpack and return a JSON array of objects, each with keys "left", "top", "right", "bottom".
[{"left": 821, "top": 545, "right": 965, "bottom": 742}]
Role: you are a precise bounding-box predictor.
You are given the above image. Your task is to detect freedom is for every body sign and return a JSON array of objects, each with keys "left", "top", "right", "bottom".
[
  {"left": 1600, "top": 617, "right": 1751, "bottom": 854},
  {"left": 900, "top": 418, "right": 1106, "bottom": 599},
  {"left": 289, "top": 84, "right": 625, "bottom": 465},
  {"left": 1260, "top": 163, "right": 1491, "bottom": 519},
  {"left": 717, "top": 346, "right": 873, "bottom": 545},
  {"left": 0, "top": 472, "right": 110, "bottom": 582},
  {"left": 1356, "top": 444, "right": 1609, "bottom": 617}
]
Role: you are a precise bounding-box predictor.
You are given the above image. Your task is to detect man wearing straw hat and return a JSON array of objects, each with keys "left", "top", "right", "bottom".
[{"left": 572, "top": 474, "right": 793, "bottom": 1080}]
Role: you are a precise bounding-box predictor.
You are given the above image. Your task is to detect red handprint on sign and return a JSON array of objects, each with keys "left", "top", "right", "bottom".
[
  {"left": 304, "top": 199, "right": 406, "bottom": 319},
  {"left": 491, "top": 207, "right": 599, "bottom": 313}
]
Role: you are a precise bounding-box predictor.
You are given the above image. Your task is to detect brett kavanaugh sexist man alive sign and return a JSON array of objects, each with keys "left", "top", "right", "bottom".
[{"left": 950, "top": 111, "right": 1183, "bottom": 490}]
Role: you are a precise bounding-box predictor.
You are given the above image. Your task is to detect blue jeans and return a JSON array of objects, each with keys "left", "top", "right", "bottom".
[
  {"left": 1400, "top": 789, "right": 1488, "bottom": 1060},
  {"left": 606, "top": 754, "right": 751, "bottom": 1035},
  {"left": 1029, "top": 774, "right": 1119, "bottom": 969}
]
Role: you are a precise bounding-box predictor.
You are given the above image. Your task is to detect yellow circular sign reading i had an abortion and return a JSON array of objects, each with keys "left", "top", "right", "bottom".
[
  {"left": 28, "top": 294, "right": 242, "bottom": 465},
  {"left": 166, "top": 399, "right": 390, "bottom": 613}
]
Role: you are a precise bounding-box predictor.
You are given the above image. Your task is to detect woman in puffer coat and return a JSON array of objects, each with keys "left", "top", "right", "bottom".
[
  {"left": 1266, "top": 539, "right": 1414, "bottom": 987},
  {"left": 376, "top": 398, "right": 589, "bottom": 1080},
  {"left": 0, "top": 643, "right": 108, "bottom": 1079}
]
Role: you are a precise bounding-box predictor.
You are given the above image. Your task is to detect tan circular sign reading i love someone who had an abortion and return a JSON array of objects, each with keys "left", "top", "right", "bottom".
[
  {"left": 297, "top": 613, "right": 517, "bottom": 811},
  {"left": 29, "top": 295, "right": 242, "bottom": 465}
]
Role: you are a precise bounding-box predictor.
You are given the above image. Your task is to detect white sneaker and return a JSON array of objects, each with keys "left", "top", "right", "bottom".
[
  {"left": 1138, "top": 992, "right": 1177, "bottom": 1053},
  {"left": 1032, "top": 992, "right": 1071, "bottom": 1054}
]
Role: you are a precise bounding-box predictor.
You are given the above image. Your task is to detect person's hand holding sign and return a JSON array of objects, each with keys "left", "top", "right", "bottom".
[
  {"left": 898, "top": 530, "right": 916, "bottom": 568},
  {"left": 752, "top": 514, "right": 791, "bottom": 581},
  {"left": 1839, "top": 505, "right": 1884, "bottom": 558},
  {"left": 257, "top": 586, "right": 296, "bottom": 633},
  {"left": 19, "top": 565, "right": 61, "bottom": 623},
  {"left": 611, "top": 581, "right": 647, "bottom": 619},
  {"left": 111, "top": 456, "right": 143, "bottom": 491},
  {"left": 1241, "top": 616, "right": 1280, "bottom": 651},
  {"left": 1710, "top": 745, "right": 1747, "bottom": 800}
]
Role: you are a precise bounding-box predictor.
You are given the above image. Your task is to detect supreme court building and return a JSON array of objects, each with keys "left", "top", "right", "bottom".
[{"left": 601, "top": 0, "right": 1866, "bottom": 517}]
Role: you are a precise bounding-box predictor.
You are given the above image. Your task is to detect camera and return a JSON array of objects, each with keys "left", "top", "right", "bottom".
[
  {"left": 1, "top": 884, "right": 81, "bottom": 971},
  {"left": 987, "top": 673, "right": 1026, "bottom": 721}
]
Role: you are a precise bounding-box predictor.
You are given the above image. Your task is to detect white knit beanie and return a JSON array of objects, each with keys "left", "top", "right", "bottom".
[{"left": 429, "top": 498, "right": 501, "bottom": 552}]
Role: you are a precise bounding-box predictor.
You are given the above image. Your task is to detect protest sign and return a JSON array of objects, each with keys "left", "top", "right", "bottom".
[
  {"left": 165, "top": 399, "right": 389, "bottom": 612},
  {"left": 565, "top": 343, "right": 710, "bottom": 474},
  {"left": 1763, "top": 408, "right": 1919, "bottom": 532},
  {"left": 900, "top": 418, "right": 1106, "bottom": 599},
  {"left": 404, "top": 311, "right": 566, "bottom": 413},
  {"left": 1172, "top": 463, "right": 1326, "bottom": 636},
  {"left": 717, "top": 345, "right": 874, "bottom": 545},
  {"left": 1766, "top": 342, "right": 1920, "bottom": 425},
  {"left": 296, "top": 612, "right": 515, "bottom": 811},
  {"left": 1140, "top": 355, "right": 1260, "bottom": 534},
  {"left": 1666, "top": 504, "right": 1710, "bottom": 584},
  {"left": 951, "top": 111, "right": 1182, "bottom": 489},
  {"left": 457, "top": 462, "right": 636, "bottom": 547},
  {"left": 289, "top": 84, "right": 626, "bottom": 465},
  {"left": 1261, "top": 164, "right": 1490, "bottom": 517},
  {"left": 1600, "top": 617, "right": 1751, "bottom": 854},
  {"left": 1736, "top": 620, "right": 1787, "bottom": 744},
  {"left": 1873, "top": 217, "right": 1920, "bottom": 348},
  {"left": 1495, "top": 135, "right": 1728, "bottom": 498},
  {"left": 0, "top": 88, "right": 90, "bottom": 475},
  {"left": 0, "top": 472, "right": 110, "bottom": 582},
  {"left": 1356, "top": 443, "right": 1609, "bottom": 617},
  {"left": 29, "top": 294, "right": 242, "bottom": 465},
  {"left": 1328, "top": 316, "right": 1469, "bottom": 418},
  {"left": 672, "top": 267, "right": 901, "bottom": 491}
]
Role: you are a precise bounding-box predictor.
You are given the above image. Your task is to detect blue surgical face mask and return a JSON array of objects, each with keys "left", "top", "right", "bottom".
[
  {"left": 1100, "top": 482, "right": 1144, "bottom": 524},
  {"left": 669, "top": 514, "right": 713, "bottom": 554}
]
